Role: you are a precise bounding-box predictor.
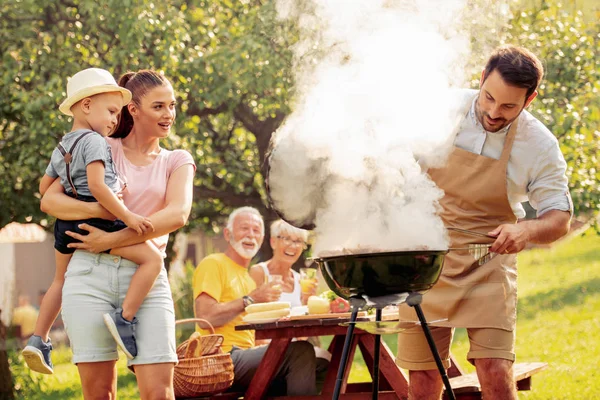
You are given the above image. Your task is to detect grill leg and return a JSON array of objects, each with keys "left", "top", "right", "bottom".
[
  {"left": 333, "top": 296, "right": 366, "bottom": 400},
  {"left": 406, "top": 293, "right": 456, "bottom": 400},
  {"left": 372, "top": 308, "right": 382, "bottom": 400}
]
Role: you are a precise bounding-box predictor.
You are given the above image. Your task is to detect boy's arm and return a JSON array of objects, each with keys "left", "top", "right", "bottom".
[
  {"left": 40, "top": 178, "right": 116, "bottom": 220},
  {"left": 39, "top": 174, "right": 56, "bottom": 196},
  {"left": 86, "top": 161, "right": 131, "bottom": 221}
]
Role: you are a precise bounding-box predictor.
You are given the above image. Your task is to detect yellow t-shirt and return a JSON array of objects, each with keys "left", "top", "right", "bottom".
[
  {"left": 193, "top": 253, "right": 257, "bottom": 352},
  {"left": 12, "top": 305, "right": 39, "bottom": 337}
]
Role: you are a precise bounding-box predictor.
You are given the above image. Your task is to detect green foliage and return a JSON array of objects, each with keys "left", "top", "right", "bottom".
[
  {"left": 8, "top": 348, "right": 47, "bottom": 397},
  {"left": 0, "top": 0, "right": 298, "bottom": 232},
  {"left": 505, "top": 2, "right": 600, "bottom": 217},
  {"left": 171, "top": 260, "right": 197, "bottom": 343},
  {"left": 0, "top": 0, "right": 598, "bottom": 234},
  {"left": 8, "top": 345, "right": 137, "bottom": 399},
  {"left": 463, "top": 0, "right": 599, "bottom": 218}
]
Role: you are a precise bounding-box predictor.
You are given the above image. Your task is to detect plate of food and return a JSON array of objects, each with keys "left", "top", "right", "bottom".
[
  {"left": 242, "top": 301, "right": 291, "bottom": 323},
  {"left": 288, "top": 294, "right": 366, "bottom": 319},
  {"left": 241, "top": 317, "right": 284, "bottom": 324}
]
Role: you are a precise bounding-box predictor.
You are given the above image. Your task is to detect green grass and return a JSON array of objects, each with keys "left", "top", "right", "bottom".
[
  {"left": 9, "top": 346, "right": 137, "bottom": 399},
  {"left": 9, "top": 230, "right": 600, "bottom": 398},
  {"left": 343, "top": 230, "right": 600, "bottom": 399}
]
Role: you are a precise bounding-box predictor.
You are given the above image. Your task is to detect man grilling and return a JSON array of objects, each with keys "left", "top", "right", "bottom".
[{"left": 397, "top": 45, "right": 572, "bottom": 399}]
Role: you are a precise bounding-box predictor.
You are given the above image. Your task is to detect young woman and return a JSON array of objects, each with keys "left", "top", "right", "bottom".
[{"left": 40, "top": 70, "right": 195, "bottom": 399}]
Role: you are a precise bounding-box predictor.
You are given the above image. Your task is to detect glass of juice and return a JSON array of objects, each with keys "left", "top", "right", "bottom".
[{"left": 300, "top": 267, "right": 317, "bottom": 294}]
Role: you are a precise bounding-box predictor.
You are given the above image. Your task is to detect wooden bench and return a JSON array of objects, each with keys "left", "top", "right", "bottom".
[
  {"left": 444, "top": 360, "right": 548, "bottom": 399},
  {"left": 189, "top": 392, "right": 243, "bottom": 399}
]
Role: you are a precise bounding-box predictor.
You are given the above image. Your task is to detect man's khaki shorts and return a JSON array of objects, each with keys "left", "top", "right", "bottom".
[{"left": 396, "top": 326, "right": 515, "bottom": 370}]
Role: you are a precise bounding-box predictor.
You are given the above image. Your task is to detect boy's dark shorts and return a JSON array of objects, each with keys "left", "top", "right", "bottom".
[{"left": 53, "top": 194, "right": 127, "bottom": 254}]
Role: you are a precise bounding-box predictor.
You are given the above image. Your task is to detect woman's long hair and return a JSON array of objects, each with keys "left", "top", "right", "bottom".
[{"left": 111, "top": 70, "right": 169, "bottom": 138}]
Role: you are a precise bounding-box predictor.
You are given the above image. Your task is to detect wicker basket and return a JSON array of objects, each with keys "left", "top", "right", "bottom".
[{"left": 174, "top": 318, "right": 235, "bottom": 399}]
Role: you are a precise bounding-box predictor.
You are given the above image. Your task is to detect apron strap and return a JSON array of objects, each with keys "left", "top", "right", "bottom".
[
  {"left": 499, "top": 118, "right": 519, "bottom": 163},
  {"left": 56, "top": 130, "right": 94, "bottom": 198}
]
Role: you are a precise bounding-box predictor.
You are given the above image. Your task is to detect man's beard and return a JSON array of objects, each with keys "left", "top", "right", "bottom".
[
  {"left": 480, "top": 112, "right": 510, "bottom": 132},
  {"left": 230, "top": 236, "right": 260, "bottom": 260},
  {"left": 475, "top": 97, "right": 519, "bottom": 133}
]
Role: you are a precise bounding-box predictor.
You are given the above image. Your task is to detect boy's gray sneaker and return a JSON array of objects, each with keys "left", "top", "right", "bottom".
[
  {"left": 22, "top": 335, "right": 54, "bottom": 374},
  {"left": 103, "top": 307, "right": 138, "bottom": 359}
]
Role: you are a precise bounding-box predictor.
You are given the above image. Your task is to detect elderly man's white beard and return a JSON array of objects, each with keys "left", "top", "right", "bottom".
[{"left": 230, "top": 236, "right": 260, "bottom": 260}]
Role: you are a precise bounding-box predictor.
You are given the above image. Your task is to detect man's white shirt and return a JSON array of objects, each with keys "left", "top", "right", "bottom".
[{"left": 453, "top": 89, "right": 572, "bottom": 219}]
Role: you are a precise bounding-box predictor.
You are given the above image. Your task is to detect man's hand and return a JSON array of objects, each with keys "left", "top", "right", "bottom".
[
  {"left": 488, "top": 223, "right": 531, "bottom": 254},
  {"left": 66, "top": 224, "right": 113, "bottom": 253},
  {"left": 122, "top": 212, "right": 155, "bottom": 235},
  {"left": 249, "top": 282, "right": 283, "bottom": 303}
]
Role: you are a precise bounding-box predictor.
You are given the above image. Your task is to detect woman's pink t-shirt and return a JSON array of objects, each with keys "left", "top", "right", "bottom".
[{"left": 106, "top": 137, "right": 195, "bottom": 255}]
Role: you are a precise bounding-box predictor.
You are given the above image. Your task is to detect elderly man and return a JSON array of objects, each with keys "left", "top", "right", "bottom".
[
  {"left": 12, "top": 295, "right": 39, "bottom": 339},
  {"left": 398, "top": 45, "right": 572, "bottom": 399},
  {"left": 193, "top": 207, "right": 318, "bottom": 396}
]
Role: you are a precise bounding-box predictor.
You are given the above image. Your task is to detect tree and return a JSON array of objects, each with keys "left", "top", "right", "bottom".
[
  {"left": 0, "top": 0, "right": 299, "bottom": 258},
  {"left": 0, "top": 0, "right": 598, "bottom": 232},
  {"left": 507, "top": 2, "right": 600, "bottom": 219},
  {"left": 0, "top": 315, "right": 14, "bottom": 400}
]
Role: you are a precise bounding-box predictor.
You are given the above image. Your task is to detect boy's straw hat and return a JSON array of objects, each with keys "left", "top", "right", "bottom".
[{"left": 59, "top": 68, "right": 132, "bottom": 116}]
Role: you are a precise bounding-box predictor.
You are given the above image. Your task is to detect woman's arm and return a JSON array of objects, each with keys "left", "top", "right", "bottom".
[
  {"left": 249, "top": 265, "right": 266, "bottom": 287},
  {"left": 40, "top": 178, "right": 116, "bottom": 220},
  {"left": 65, "top": 164, "right": 195, "bottom": 253}
]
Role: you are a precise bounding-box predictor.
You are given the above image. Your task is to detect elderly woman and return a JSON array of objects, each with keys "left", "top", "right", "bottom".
[
  {"left": 249, "top": 220, "right": 316, "bottom": 306},
  {"left": 249, "top": 219, "right": 330, "bottom": 391}
]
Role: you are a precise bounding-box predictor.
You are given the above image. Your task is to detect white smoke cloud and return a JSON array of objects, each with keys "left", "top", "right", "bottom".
[{"left": 269, "top": 0, "right": 508, "bottom": 256}]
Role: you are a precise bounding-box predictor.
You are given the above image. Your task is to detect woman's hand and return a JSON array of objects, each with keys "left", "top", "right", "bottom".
[
  {"left": 122, "top": 212, "right": 155, "bottom": 235},
  {"left": 300, "top": 280, "right": 318, "bottom": 305},
  {"left": 250, "top": 282, "right": 283, "bottom": 303},
  {"left": 66, "top": 224, "right": 113, "bottom": 253}
]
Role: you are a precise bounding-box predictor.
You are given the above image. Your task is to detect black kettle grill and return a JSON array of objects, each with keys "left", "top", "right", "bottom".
[{"left": 314, "top": 251, "right": 455, "bottom": 400}]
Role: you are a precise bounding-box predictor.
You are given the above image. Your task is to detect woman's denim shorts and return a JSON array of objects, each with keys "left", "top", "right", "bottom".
[{"left": 61, "top": 250, "right": 178, "bottom": 368}]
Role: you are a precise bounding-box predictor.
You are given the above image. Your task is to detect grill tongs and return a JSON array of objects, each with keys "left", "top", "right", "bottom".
[{"left": 447, "top": 227, "right": 498, "bottom": 265}]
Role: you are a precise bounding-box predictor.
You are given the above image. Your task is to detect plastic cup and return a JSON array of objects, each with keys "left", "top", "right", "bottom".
[
  {"left": 300, "top": 268, "right": 317, "bottom": 294},
  {"left": 269, "top": 274, "right": 283, "bottom": 290}
]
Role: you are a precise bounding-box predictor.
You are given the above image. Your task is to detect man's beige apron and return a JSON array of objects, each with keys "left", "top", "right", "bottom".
[{"left": 400, "top": 107, "right": 519, "bottom": 330}]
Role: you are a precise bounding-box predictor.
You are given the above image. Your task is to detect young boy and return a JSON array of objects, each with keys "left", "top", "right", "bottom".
[{"left": 23, "top": 68, "right": 163, "bottom": 374}]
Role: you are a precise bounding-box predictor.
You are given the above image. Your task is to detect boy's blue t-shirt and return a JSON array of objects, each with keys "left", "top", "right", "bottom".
[{"left": 45, "top": 129, "right": 120, "bottom": 197}]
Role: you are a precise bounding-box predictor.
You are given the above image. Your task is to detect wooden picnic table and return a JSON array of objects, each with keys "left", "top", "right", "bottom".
[
  {"left": 229, "top": 315, "right": 547, "bottom": 400},
  {"left": 235, "top": 315, "right": 408, "bottom": 400}
]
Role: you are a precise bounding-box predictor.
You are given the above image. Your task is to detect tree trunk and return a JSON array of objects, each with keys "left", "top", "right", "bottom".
[{"left": 0, "top": 312, "right": 15, "bottom": 400}]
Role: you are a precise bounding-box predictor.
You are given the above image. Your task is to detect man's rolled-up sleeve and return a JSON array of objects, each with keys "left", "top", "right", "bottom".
[{"left": 527, "top": 140, "right": 573, "bottom": 217}]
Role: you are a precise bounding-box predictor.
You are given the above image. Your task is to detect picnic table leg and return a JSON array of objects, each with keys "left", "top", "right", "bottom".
[
  {"left": 448, "top": 354, "right": 466, "bottom": 378},
  {"left": 243, "top": 337, "right": 292, "bottom": 400},
  {"left": 358, "top": 334, "right": 408, "bottom": 398},
  {"left": 322, "top": 334, "right": 359, "bottom": 395},
  {"left": 357, "top": 337, "right": 393, "bottom": 391}
]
